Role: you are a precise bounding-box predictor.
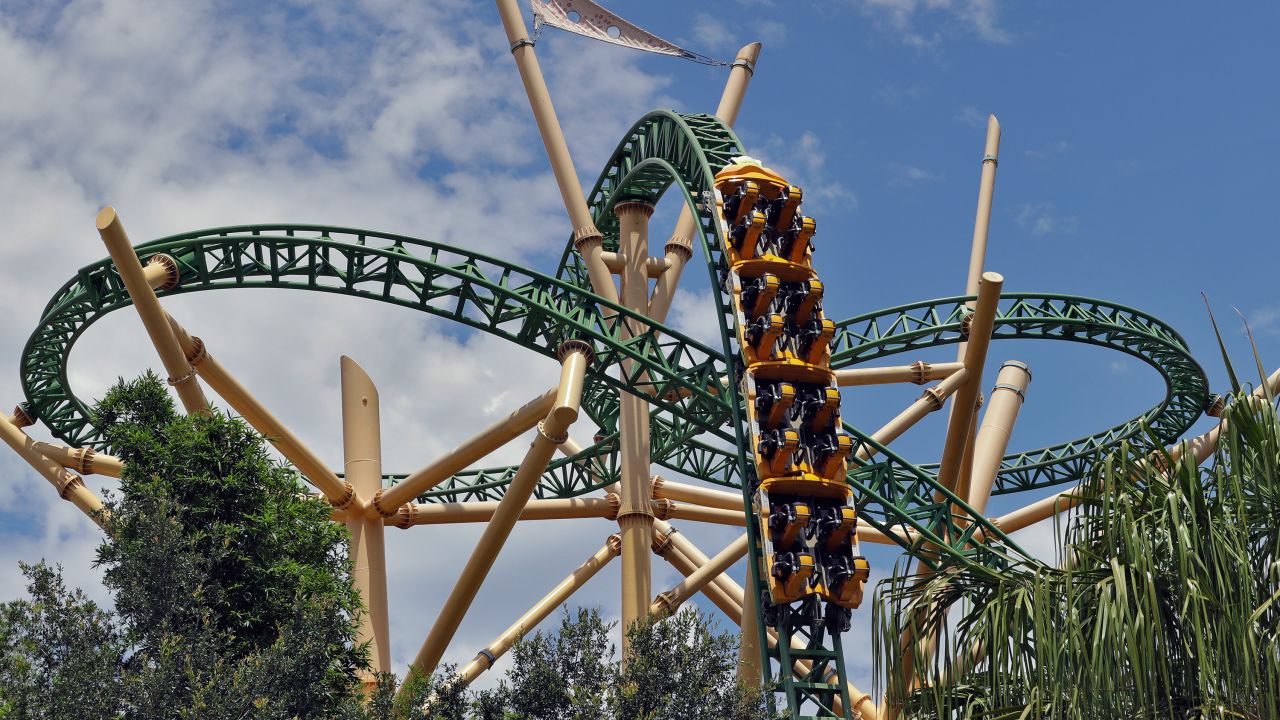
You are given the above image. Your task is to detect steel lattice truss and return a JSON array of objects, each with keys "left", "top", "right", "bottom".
[{"left": 16, "top": 110, "right": 1211, "bottom": 719}]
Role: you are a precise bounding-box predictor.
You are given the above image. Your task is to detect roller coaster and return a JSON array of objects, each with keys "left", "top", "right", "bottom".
[{"left": 0, "top": 4, "right": 1235, "bottom": 719}]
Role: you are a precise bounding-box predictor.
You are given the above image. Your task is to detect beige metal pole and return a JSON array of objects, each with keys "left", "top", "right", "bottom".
[
  {"left": 666, "top": 503, "right": 748, "bottom": 527},
  {"left": 648, "top": 42, "right": 762, "bottom": 323},
  {"left": 835, "top": 361, "right": 964, "bottom": 388},
  {"left": 966, "top": 362, "right": 1031, "bottom": 514},
  {"left": 140, "top": 253, "right": 180, "bottom": 291},
  {"left": 654, "top": 520, "right": 746, "bottom": 618},
  {"left": 389, "top": 497, "right": 615, "bottom": 527},
  {"left": 964, "top": 117, "right": 1002, "bottom": 303},
  {"left": 341, "top": 357, "right": 391, "bottom": 681},
  {"left": 409, "top": 343, "right": 590, "bottom": 681},
  {"left": 370, "top": 387, "right": 558, "bottom": 517},
  {"left": 652, "top": 527, "right": 743, "bottom": 623},
  {"left": 0, "top": 416, "right": 106, "bottom": 527},
  {"left": 651, "top": 475, "right": 742, "bottom": 511},
  {"left": 164, "top": 315, "right": 356, "bottom": 509},
  {"left": 738, "top": 575, "right": 764, "bottom": 684},
  {"left": 31, "top": 442, "right": 123, "bottom": 478},
  {"left": 97, "top": 207, "right": 208, "bottom": 415},
  {"left": 614, "top": 201, "right": 657, "bottom": 655},
  {"left": 855, "top": 369, "right": 970, "bottom": 461},
  {"left": 935, "top": 272, "right": 1004, "bottom": 493},
  {"left": 459, "top": 534, "right": 621, "bottom": 685},
  {"left": 650, "top": 533, "right": 748, "bottom": 618},
  {"left": 493, "top": 0, "right": 617, "bottom": 305}
]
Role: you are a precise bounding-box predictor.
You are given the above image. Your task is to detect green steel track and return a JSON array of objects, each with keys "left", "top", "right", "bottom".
[{"left": 16, "top": 109, "right": 1211, "bottom": 719}]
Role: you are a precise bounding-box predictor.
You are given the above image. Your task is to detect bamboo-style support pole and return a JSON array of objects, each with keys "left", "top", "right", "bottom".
[
  {"left": 963, "top": 117, "right": 1002, "bottom": 306},
  {"left": 648, "top": 42, "right": 762, "bottom": 324},
  {"left": 370, "top": 387, "right": 558, "bottom": 517},
  {"left": 0, "top": 416, "right": 106, "bottom": 527},
  {"left": 738, "top": 575, "right": 764, "bottom": 684},
  {"left": 408, "top": 343, "right": 590, "bottom": 681},
  {"left": 97, "top": 207, "right": 208, "bottom": 415},
  {"left": 651, "top": 475, "right": 742, "bottom": 511},
  {"left": 650, "top": 533, "right": 748, "bottom": 618},
  {"left": 493, "top": 0, "right": 617, "bottom": 305},
  {"left": 615, "top": 201, "right": 657, "bottom": 655},
  {"left": 140, "top": 253, "right": 180, "bottom": 291},
  {"left": 835, "top": 361, "right": 965, "bottom": 388},
  {"left": 341, "top": 357, "right": 391, "bottom": 681},
  {"left": 31, "top": 442, "right": 123, "bottom": 478},
  {"left": 935, "top": 272, "right": 1004, "bottom": 493},
  {"left": 856, "top": 369, "right": 970, "bottom": 461},
  {"left": 965, "top": 361, "right": 1031, "bottom": 514},
  {"left": 651, "top": 526, "right": 743, "bottom": 623},
  {"left": 390, "top": 496, "right": 616, "bottom": 527},
  {"left": 600, "top": 252, "right": 670, "bottom": 278},
  {"left": 164, "top": 315, "right": 356, "bottom": 509},
  {"left": 666, "top": 503, "right": 748, "bottom": 527},
  {"left": 458, "top": 534, "right": 621, "bottom": 686}
]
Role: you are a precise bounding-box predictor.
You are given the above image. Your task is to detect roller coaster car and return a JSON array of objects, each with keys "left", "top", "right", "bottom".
[
  {"left": 794, "top": 316, "right": 835, "bottom": 365},
  {"left": 821, "top": 555, "right": 870, "bottom": 609},
  {"left": 722, "top": 179, "right": 761, "bottom": 225},
  {"left": 740, "top": 273, "right": 780, "bottom": 319},
  {"left": 811, "top": 505, "right": 857, "bottom": 553},
  {"left": 744, "top": 313, "right": 786, "bottom": 363},
  {"left": 768, "top": 501, "right": 811, "bottom": 549},
  {"left": 768, "top": 184, "right": 803, "bottom": 232},
  {"left": 792, "top": 385, "right": 841, "bottom": 432},
  {"left": 754, "top": 380, "right": 796, "bottom": 429},
  {"left": 729, "top": 209, "right": 768, "bottom": 261},
  {"left": 756, "top": 427, "right": 800, "bottom": 477},
  {"left": 805, "top": 429, "right": 853, "bottom": 481},
  {"left": 781, "top": 279, "right": 823, "bottom": 327},
  {"left": 779, "top": 216, "right": 816, "bottom": 264},
  {"left": 769, "top": 550, "right": 815, "bottom": 604}
]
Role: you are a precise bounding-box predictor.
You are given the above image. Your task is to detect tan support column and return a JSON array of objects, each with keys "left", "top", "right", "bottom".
[
  {"left": 140, "top": 253, "right": 180, "bottom": 291},
  {"left": 738, "top": 576, "right": 764, "bottom": 684},
  {"left": 856, "top": 369, "right": 970, "bottom": 461},
  {"left": 389, "top": 497, "right": 615, "bottom": 527},
  {"left": 97, "top": 208, "right": 207, "bottom": 415},
  {"left": 459, "top": 534, "right": 621, "bottom": 686},
  {"left": 31, "top": 442, "right": 123, "bottom": 478},
  {"left": 493, "top": 0, "right": 617, "bottom": 304},
  {"left": 936, "top": 272, "right": 1003, "bottom": 493},
  {"left": 651, "top": 475, "right": 742, "bottom": 511},
  {"left": 835, "top": 361, "right": 964, "bottom": 387},
  {"left": 409, "top": 343, "right": 590, "bottom": 680},
  {"left": 650, "top": 533, "right": 748, "bottom": 618},
  {"left": 649, "top": 42, "right": 762, "bottom": 323},
  {"left": 370, "top": 387, "right": 557, "bottom": 518},
  {"left": 614, "top": 201, "right": 657, "bottom": 657},
  {"left": 652, "top": 526, "right": 743, "bottom": 623},
  {"left": 0, "top": 416, "right": 106, "bottom": 527},
  {"left": 164, "top": 315, "right": 355, "bottom": 509},
  {"left": 341, "top": 357, "right": 391, "bottom": 682},
  {"left": 966, "top": 362, "right": 1031, "bottom": 514}
]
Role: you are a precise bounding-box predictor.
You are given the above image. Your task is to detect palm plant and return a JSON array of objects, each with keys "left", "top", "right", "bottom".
[{"left": 874, "top": 379, "right": 1280, "bottom": 719}]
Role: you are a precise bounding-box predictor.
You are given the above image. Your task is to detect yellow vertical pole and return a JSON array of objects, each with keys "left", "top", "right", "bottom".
[
  {"left": 341, "top": 356, "right": 391, "bottom": 683},
  {"left": 96, "top": 207, "right": 208, "bottom": 415}
]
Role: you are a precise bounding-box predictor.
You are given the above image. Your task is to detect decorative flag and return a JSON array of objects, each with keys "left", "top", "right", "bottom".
[{"left": 530, "top": 0, "right": 726, "bottom": 65}]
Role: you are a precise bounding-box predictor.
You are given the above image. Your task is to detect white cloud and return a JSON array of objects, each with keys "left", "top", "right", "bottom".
[
  {"left": 1015, "top": 202, "right": 1079, "bottom": 237},
  {"left": 1025, "top": 139, "right": 1071, "bottom": 160},
  {"left": 1248, "top": 307, "right": 1280, "bottom": 337},
  {"left": 756, "top": 131, "right": 860, "bottom": 212},
  {"left": 852, "top": 0, "right": 1013, "bottom": 45},
  {"left": 887, "top": 163, "right": 944, "bottom": 187},
  {"left": 955, "top": 105, "right": 987, "bottom": 128},
  {"left": 693, "top": 13, "right": 736, "bottom": 51}
]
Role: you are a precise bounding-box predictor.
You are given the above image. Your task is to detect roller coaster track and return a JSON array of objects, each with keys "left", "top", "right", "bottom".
[{"left": 17, "top": 109, "right": 1210, "bottom": 719}]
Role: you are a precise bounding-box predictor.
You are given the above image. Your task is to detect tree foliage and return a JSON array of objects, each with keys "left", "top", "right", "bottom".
[{"left": 876, "top": 390, "right": 1280, "bottom": 719}]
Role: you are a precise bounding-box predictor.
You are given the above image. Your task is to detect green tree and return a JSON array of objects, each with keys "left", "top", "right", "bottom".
[{"left": 0, "top": 372, "right": 370, "bottom": 719}]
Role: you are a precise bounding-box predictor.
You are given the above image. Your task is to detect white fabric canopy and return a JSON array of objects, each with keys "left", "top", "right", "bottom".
[{"left": 531, "top": 0, "right": 725, "bottom": 65}]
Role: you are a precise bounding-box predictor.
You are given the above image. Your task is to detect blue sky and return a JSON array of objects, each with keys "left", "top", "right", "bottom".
[{"left": 1, "top": 0, "right": 1277, "bottom": 698}]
